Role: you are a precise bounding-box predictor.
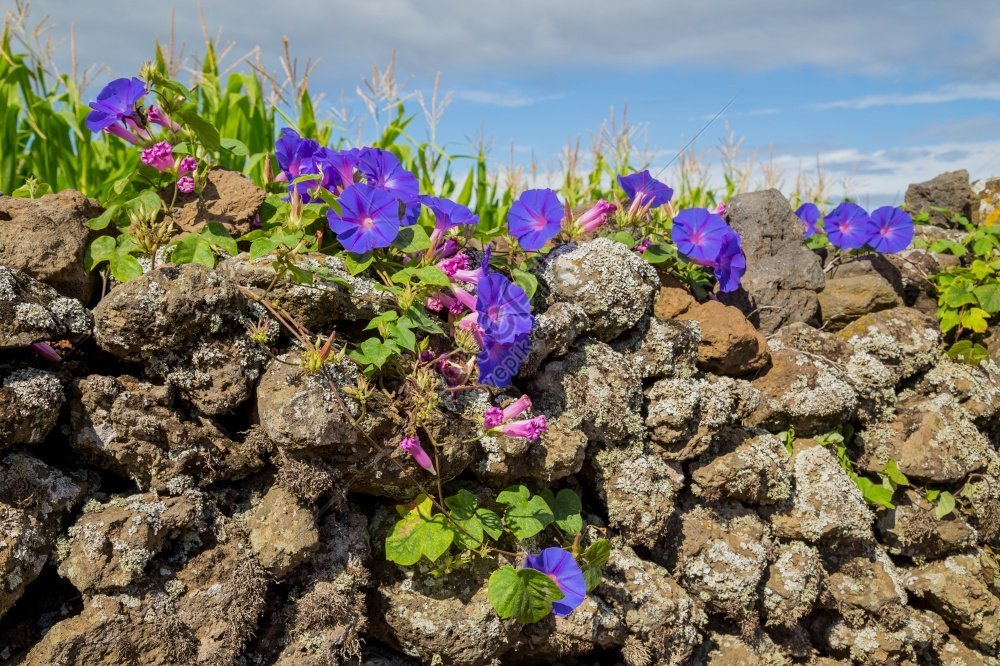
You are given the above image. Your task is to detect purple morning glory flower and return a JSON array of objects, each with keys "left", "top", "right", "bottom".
[
  {"left": 321, "top": 147, "right": 361, "bottom": 193},
  {"left": 795, "top": 203, "right": 821, "bottom": 239},
  {"left": 671, "top": 208, "right": 732, "bottom": 265},
  {"left": 477, "top": 336, "right": 531, "bottom": 388},
  {"left": 523, "top": 547, "right": 587, "bottom": 617},
  {"left": 825, "top": 202, "right": 871, "bottom": 250},
  {"left": 421, "top": 195, "right": 479, "bottom": 231},
  {"left": 85, "top": 77, "right": 147, "bottom": 134},
  {"left": 476, "top": 269, "right": 533, "bottom": 345},
  {"left": 327, "top": 183, "right": 401, "bottom": 254},
  {"left": 507, "top": 189, "right": 563, "bottom": 251},
  {"left": 359, "top": 147, "right": 419, "bottom": 223},
  {"left": 713, "top": 231, "right": 747, "bottom": 293},
  {"left": 275, "top": 128, "right": 319, "bottom": 175},
  {"left": 617, "top": 170, "right": 674, "bottom": 209},
  {"left": 866, "top": 206, "right": 914, "bottom": 254}
]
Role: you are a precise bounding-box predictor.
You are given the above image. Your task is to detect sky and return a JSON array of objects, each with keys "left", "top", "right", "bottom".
[{"left": 13, "top": 0, "right": 1000, "bottom": 206}]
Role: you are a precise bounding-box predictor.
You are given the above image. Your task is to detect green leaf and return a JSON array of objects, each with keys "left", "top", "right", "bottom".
[
  {"left": 540, "top": 488, "right": 583, "bottom": 536},
  {"left": 403, "top": 305, "right": 444, "bottom": 335},
  {"left": 959, "top": 307, "right": 990, "bottom": 333},
  {"left": 414, "top": 265, "right": 451, "bottom": 287},
  {"left": 87, "top": 205, "right": 119, "bottom": 231},
  {"left": 974, "top": 284, "right": 1000, "bottom": 314},
  {"left": 109, "top": 252, "right": 143, "bottom": 283},
  {"left": 487, "top": 566, "right": 563, "bottom": 624},
  {"left": 610, "top": 231, "right": 636, "bottom": 247},
  {"left": 444, "top": 489, "right": 503, "bottom": 550},
  {"left": 882, "top": 459, "right": 910, "bottom": 487},
  {"left": 942, "top": 283, "right": 978, "bottom": 308},
  {"left": 170, "top": 233, "right": 216, "bottom": 267},
  {"left": 385, "top": 495, "right": 455, "bottom": 566},
  {"left": 854, "top": 476, "right": 894, "bottom": 509},
  {"left": 249, "top": 238, "right": 283, "bottom": 260},
  {"left": 935, "top": 491, "right": 956, "bottom": 520},
  {"left": 179, "top": 108, "right": 221, "bottom": 152},
  {"left": 349, "top": 337, "right": 396, "bottom": 369},
  {"left": 497, "top": 485, "right": 554, "bottom": 540},
  {"left": 84, "top": 236, "right": 116, "bottom": 272},
  {"left": 581, "top": 538, "right": 611, "bottom": 592},
  {"left": 344, "top": 252, "right": 374, "bottom": 275},
  {"left": 220, "top": 137, "right": 248, "bottom": 156},
  {"left": 925, "top": 489, "right": 941, "bottom": 502},
  {"left": 387, "top": 322, "right": 416, "bottom": 352},
  {"left": 392, "top": 225, "right": 431, "bottom": 253},
  {"left": 122, "top": 189, "right": 163, "bottom": 221},
  {"left": 511, "top": 268, "right": 538, "bottom": 300},
  {"left": 201, "top": 221, "right": 238, "bottom": 256},
  {"left": 642, "top": 243, "right": 672, "bottom": 264}
]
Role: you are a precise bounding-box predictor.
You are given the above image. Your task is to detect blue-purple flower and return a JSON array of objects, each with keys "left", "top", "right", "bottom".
[
  {"left": 617, "top": 170, "right": 674, "bottom": 210},
  {"left": 476, "top": 269, "right": 533, "bottom": 345},
  {"left": 421, "top": 195, "right": 479, "bottom": 231},
  {"left": 866, "top": 206, "right": 914, "bottom": 254},
  {"left": 359, "top": 147, "right": 420, "bottom": 224},
  {"left": 85, "top": 77, "right": 147, "bottom": 143},
  {"left": 476, "top": 336, "right": 531, "bottom": 388},
  {"left": 507, "top": 189, "right": 563, "bottom": 251},
  {"left": 327, "top": 183, "right": 401, "bottom": 254},
  {"left": 523, "top": 547, "right": 587, "bottom": 617},
  {"left": 825, "top": 202, "right": 871, "bottom": 250},
  {"left": 712, "top": 231, "right": 747, "bottom": 293},
  {"left": 275, "top": 128, "right": 320, "bottom": 186},
  {"left": 795, "top": 202, "right": 821, "bottom": 239},
  {"left": 671, "top": 208, "right": 731, "bottom": 265}
]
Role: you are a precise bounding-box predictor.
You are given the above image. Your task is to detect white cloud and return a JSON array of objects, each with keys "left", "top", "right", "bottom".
[
  {"left": 16, "top": 0, "right": 1000, "bottom": 88},
  {"left": 811, "top": 83, "right": 1000, "bottom": 110},
  {"left": 454, "top": 90, "right": 562, "bottom": 108}
]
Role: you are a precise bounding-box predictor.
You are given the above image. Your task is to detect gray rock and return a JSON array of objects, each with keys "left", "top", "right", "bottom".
[
  {"left": 539, "top": 238, "right": 659, "bottom": 340},
  {"left": 247, "top": 484, "right": 319, "bottom": 577},
  {"left": 836, "top": 307, "right": 941, "bottom": 385},
  {"left": 0, "top": 266, "right": 92, "bottom": 349},
  {"left": 1, "top": 368, "right": 64, "bottom": 448},
  {"left": 615, "top": 316, "right": 701, "bottom": 380},
  {"left": 532, "top": 339, "right": 645, "bottom": 446},
  {"left": 518, "top": 301, "right": 589, "bottom": 377},
  {"left": 70, "top": 374, "right": 261, "bottom": 492},
  {"left": 92, "top": 263, "right": 268, "bottom": 414},
  {"left": 719, "top": 189, "right": 825, "bottom": 334},
  {"left": 691, "top": 427, "right": 793, "bottom": 505},
  {"left": 904, "top": 169, "right": 977, "bottom": 227},
  {"left": 0, "top": 190, "right": 101, "bottom": 302},
  {"left": 761, "top": 541, "right": 824, "bottom": 628}
]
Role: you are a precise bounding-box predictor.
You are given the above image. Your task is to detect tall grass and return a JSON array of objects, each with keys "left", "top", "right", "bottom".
[{"left": 1, "top": 1, "right": 832, "bottom": 216}]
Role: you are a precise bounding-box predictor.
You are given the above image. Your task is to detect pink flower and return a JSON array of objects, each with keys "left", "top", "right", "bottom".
[
  {"left": 177, "top": 176, "right": 195, "bottom": 194},
  {"left": 147, "top": 106, "right": 181, "bottom": 132},
  {"left": 483, "top": 407, "right": 504, "bottom": 428},
  {"left": 574, "top": 199, "right": 617, "bottom": 234},
  {"left": 451, "top": 286, "right": 477, "bottom": 311},
  {"left": 712, "top": 202, "right": 728, "bottom": 216},
  {"left": 500, "top": 415, "right": 547, "bottom": 441},
  {"left": 438, "top": 253, "right": 469, "bottom": 277},
  {"left": 501, "top": 394, "right": 532, "bottom": 421},
  {"left": 436, "top": 237, "right": 460, "bottom": 259},
  {"left": 399, "top": 436, "right": 435, "bottom": 472},
  {"left": 632, "top": 238, "right": 652, "bottom": 253},
  {"left": 30, "top": 342, "right": 61, "bottom": 362},
  {"left": 178, "top": 156, "right": 198, "bottom": 175},
  {"left": 437, "top": 359, "right": 467, "bottom": 386},
  {"left": 141, "top": 141, "right": 174, "bottom": 172}
]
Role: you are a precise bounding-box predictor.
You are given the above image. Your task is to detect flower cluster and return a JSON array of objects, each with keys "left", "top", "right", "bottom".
[
  {"left": 482, "top": 394, "right": 547, "bottom": 441},
  {"left": 671, "top": 208, "right": 747, "bottom": 292},
  {"left": 796, "top": 201, "right": 915, "bottom": 253},
  {"left": 85, "top": 78, "right": 199, "bottom": 193}
]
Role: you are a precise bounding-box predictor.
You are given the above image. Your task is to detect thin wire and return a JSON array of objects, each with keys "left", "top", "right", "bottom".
[{"left": 652, "top": 96, "right": 737, "bottom": 180}]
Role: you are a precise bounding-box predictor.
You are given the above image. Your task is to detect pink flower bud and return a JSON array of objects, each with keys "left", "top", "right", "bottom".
[
  {"left": 400, "top": 436, "right": 435, "bottom": 472},
  {"left": 501, "top": 395, "right": 532, "bottom": 421},
  {"left": 483, "top": 407, "right": 504, "bottom": 428},
  {"left": 712, "top": 202, "right": 728, "bottom": 216},
  {"left": 104, "top": 123, "right": 141, "bottom": 145},
  {"left": 438, "top": 253, "right": 470, "bottom": 277},
  {"left": 178, "top": 156, "right": 198, "bottom": 175},
  {"left": 177, "top": 176, "right": 195, "bottom": 194},
  {"left": 500, "top": 415, "right": 547, "bottom": 441},
  {"left": 575, "top": 199, "right": 617, "bottom": 234},
  {"left": 141, "top": 141, "right": 174, "bottom": 172},
  {"left": 147, "top": 106, "right": 182, "bottom": 132},
  {"left": 451, "top": 286, "right": 477, "bottom": 311},
  {"left": 30, "top": 342, "right": 61, "bottom": 362}
]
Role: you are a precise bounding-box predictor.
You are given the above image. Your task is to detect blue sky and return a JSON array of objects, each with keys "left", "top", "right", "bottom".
[{"left": 18, "top": 0, "right": 1000, "bottom": 205}]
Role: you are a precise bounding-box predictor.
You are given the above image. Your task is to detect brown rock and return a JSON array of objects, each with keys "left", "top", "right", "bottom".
[
  {"left": 761, "top": 541, "right": 824, "bottom": 627},
  {"left": 0, "top": 190, "right": 101, "bottom": 301},
  {"left": 654, "top": 286, "right": 697, "bottom": 319},
  {"left": 905, "top": 552, "right": 1000, "bottom": 653},
  {"left": 691, "top": 427, "right": 792, "bottom": 505},
  {"left": 0, "top": 368, "right": 63, "bottom": 448},
  {"left": 878, "top": 488, "right": 978, "bottom": 560},
  {"left": 70, "top": 374, "right": 261, "bottom": 492},
  {"left": 169, "top": 167, "right": 266, "bottom": 236},
  {"left": 905, "top": 169, "right": 977, "bottom": 227},
  {"left": 818, "top": 273, "right": 902, "bottom": 331},
  {"left": 837, "top": 306, "right": 941, "bottom": 384},
  {"left": 247, "top": 485, "right": 319, "bottom": 576},
  {"left": 0, "top": 453, "right": 88, "bottom": 619},
  {"left": 0, "top": 266, "right": 92, "bottom": 350},
  {"left": 973, "top": 175, "right": 1000, "bottom": 227},
  {"left": 58, "top": 491, "right": 202, "bottom": 593},
  {"left": 821, "top": 545, "right": 908, "bottom": 627},
  {"left": 857, "top": 393, "right": 992, "bottom": 484},
  {"left": 675, "top": 300, "right": 769, "bottom": 376},
  {"left": 748, "top": 347, "right": 858, "bottom": 435}
]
